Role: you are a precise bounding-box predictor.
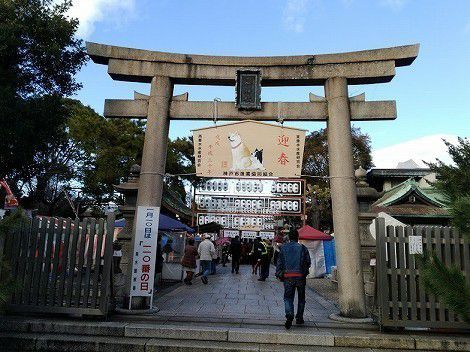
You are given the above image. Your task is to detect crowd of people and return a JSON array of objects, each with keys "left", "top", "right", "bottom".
[
  {"left": 180, "top": 229, "right": 311, "bottom": 329},
  {"left": 181, "top": 234, "right": 278, "bottom": 284}
]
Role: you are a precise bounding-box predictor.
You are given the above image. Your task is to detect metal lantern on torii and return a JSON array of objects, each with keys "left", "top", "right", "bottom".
[{"left": 87, "top": 42, "right": 419, "bottom": 318}]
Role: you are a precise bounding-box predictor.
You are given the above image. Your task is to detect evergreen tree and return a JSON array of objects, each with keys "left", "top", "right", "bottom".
[
  {"left": 0, "top": 0, "right": 87, "bottom": 198},
  {"left": 419, "top": 137, "right": 470, "bottom": 323}
]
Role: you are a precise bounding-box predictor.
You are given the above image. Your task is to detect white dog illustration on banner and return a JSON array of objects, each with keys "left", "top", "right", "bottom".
[{"left": 228, "top": 131, "right": 265, "bottom": 171}]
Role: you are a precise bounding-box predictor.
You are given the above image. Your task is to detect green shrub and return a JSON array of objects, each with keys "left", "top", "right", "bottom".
[
  {"left": 417, "top": 252, "right": 470, "bottom": 323},
  {"left": 0, "top": 208, "right": 28, "bottom": 311}
]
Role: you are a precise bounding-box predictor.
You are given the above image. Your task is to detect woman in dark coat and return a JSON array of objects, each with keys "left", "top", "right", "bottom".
[{"left": 181, "top": 238, "right": 198, "bottom": 285}]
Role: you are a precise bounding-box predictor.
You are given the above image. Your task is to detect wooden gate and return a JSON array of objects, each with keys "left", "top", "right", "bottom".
[
  {"left": 375, "top": 217, "right": 470, "bottom": 329},
  {"left": 1, "top": 215, "right": 114, "bottom": 316}
]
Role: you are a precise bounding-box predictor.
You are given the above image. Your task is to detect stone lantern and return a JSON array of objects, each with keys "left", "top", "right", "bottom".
[
  {"left": 113, "top": 164, "right": 140, "bottom": 303},
  {"left": 355, "top": 166, "right": 381, "bottom": 311}
]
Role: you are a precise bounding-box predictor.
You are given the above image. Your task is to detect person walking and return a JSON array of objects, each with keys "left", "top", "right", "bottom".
[
  {"left": 276, "top": 229, "right": 311, "bottom": 329},
  {"left": 181, "top": 238, "right": 198, "bottom": 285},
  {"left": 273, "top": 241, "right": 281, "bottom": 266},
  {"left": 230, "top": 235, "right": 241, "bottom": 274},
  {"left": 198, "top": 233, "right": 216, "bottom": 284},
  {"left": 242, "top": 241, "right": 250, "bottom": 265},
  {"left": 252, "top": 237, "right": 263, "bottom": 275},
  {"left": 258, "top": 239, "right": 271, "bottom": 281},
  {"left": 211, "top": 237, "right": 218, "bottom": 275},
  {"left": 221, "top": 243, "right": 229, "bottom": 267},
  {"left": 155, "top": 236, "right": 164, "bottom": 287}
]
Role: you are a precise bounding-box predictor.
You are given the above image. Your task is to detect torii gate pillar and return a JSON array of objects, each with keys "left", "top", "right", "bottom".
[
  {"left": 126, "top": 76, "right": 172, "bottom": 308},
  {"left": 136, "top": 76, "right": 172, "bottom": 208},
  {"left": 325, "top": 77, "right": 366, "bottom": 317}
]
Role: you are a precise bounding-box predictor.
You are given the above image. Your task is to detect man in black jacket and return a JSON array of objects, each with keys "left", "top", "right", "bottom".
[{"left": 230, "top": 236, "right": 241, "bottom": 274}]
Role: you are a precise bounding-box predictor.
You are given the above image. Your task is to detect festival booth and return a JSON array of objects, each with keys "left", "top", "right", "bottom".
[
  {"left": 158, "top": 214, "right": 194, "bottom": 282},
  {"left": 114, "top": 218, "right": 126, "bottom": 241},
  {"left": 298, "top": 225, "right": 336, "bottom": 278},
  {"left": 114, "top": 215, "right": 194, "bottom": 282}
]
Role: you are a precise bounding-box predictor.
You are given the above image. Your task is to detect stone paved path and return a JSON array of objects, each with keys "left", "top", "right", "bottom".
[{"left": 153, "top": 264, "right": 338, "bottom": 323}]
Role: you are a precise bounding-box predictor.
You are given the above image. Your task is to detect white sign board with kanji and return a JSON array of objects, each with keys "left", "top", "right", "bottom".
[
  {"left": 130, "top": 206, "right": 160, "bottom": 301},
  {"left": 193, "top": 120, "right": 306, "bottom": 178},
  {"left": 223, "top": 229, "right": 240, "bottom": 238},
  {"left": 259, "top": 231, "right": 275, "bottom": 239},
  {"left": 241, "top": 230, "right": 258, "bottom": 239},
  {"left": 409, "top": 235, "right": 423, "bottom": 255}
]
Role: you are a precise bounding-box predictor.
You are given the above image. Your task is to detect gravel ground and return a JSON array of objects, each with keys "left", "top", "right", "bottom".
[{"left": 307, "top": 277, "right": 339, "bottom": 306}]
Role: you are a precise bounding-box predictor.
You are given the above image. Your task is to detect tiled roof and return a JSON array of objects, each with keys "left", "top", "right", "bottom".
[
  {"left": 372, "top": 204, "right": 450, "bottom": 217},
  {"left": 374, "top": 178, "right": 447, "bottom": 207},
  {"left": 371, "top": 178, "right": 450, "bottom": 217},
  {"left": 367, "top": 168, "right": 430, "bottom": 178}
]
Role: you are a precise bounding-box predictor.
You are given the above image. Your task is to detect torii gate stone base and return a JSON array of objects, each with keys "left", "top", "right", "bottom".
[{"left": 87, "top": 42, "right": 419, "bottom": 318}]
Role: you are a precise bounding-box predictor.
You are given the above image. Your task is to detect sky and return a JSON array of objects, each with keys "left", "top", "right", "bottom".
[{"left": 70, "top": 0, "right": 470, "bottom": 168}]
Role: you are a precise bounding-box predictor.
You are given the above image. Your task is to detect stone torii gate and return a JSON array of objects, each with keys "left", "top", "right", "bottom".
[{"left": 87, "top": 42, "right": 419, "bottom": 318}]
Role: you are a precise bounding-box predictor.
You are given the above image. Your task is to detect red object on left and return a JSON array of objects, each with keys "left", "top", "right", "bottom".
[{"left": 0, "top": 180, "right": 19, "bottom": 209}]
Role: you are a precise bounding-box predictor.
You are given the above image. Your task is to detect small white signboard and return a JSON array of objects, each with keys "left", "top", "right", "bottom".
[
  {"left": 259, "top": 231, "right": 275, "bottom": 239},
  {"left": 241, "top": 230, "right": 258, "bottom": 239},
  {"left": 224, "top": 229, "right": 240, "bottom": 238},
  {"left": 129, "top": 206, "right": 160, "bottom": 306},
  {"left": 409, "top": 236, "right": 423, "bottom": 255}
]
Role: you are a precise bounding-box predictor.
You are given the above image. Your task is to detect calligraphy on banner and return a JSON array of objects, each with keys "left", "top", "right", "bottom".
[
  {"left": 130, "top": 206, "right": 160, "bottom": 298},
  {"left": 193, "top": 120, "right": 306, "bottom": 178}
]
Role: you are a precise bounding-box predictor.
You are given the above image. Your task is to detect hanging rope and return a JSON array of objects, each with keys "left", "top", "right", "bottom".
[
  {"left": 213, "top": 97, "right": 221, "bottom": 125},
  {"left": 277, "top": 101, "right": 284, "bottom": 125},
  {"left": 296, "top": 174, "right": 356, "bottom": 180},
  {"left": 140, "top": 171, "right": 197, "bottom": 177}
]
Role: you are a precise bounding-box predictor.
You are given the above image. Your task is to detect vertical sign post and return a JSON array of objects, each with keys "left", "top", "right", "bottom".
[{"left": 129, "top": 206, "right": 160, "bottom": 309}]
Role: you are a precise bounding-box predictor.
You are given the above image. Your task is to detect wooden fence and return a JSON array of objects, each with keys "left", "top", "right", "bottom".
[
  {"left": 375, "top": 217, "right": 470, "bottom": 329},
  {"left": 0, "top": 215, "right": 114, "bottom": 316}
]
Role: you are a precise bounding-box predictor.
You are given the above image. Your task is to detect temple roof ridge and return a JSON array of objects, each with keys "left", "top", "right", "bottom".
[{"left": 373, "top": 177, "right": 447, "bottom": 208}]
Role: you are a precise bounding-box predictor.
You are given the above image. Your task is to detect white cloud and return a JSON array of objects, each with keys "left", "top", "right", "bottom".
[
  {"left": 372, "top": 134, "right": 458, "bottom": 169},
  {"left": 66, "top": 0, "right": 136, "bottom": 38},
  {"left": 283, "top": 0, "right": 311, "bottom": 33},
  {"left": 380, "top": 0, "right": 408, "bottom": 11}
]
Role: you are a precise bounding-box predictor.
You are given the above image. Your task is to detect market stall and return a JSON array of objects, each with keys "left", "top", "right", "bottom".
[
  {"left": 298, "top": 225, "right": 336, "bottom": 278},
  {"left": 158, "top": 214, "right": 194, "bottom": 282},
  {"left": 114, "top": 214, "right": 194, "bottom": 282}
]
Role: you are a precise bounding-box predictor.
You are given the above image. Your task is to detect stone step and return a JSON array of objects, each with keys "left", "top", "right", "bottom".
[
  {"left": 1, "top": 331, "right": 470, "bottom": 352},
  {"left": 0, "top": 318, "right": 468, "bottom": 351},
  {"left": 0, "top": 332, "right": 259, "bottom": 352}
]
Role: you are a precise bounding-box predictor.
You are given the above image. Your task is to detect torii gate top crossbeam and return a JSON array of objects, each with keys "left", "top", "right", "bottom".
[{"left": 86, "top": 42, "right": 419, "bottom": 86}]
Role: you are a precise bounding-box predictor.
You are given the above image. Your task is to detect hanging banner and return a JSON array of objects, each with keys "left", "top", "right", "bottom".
[
  {"left": 196, "top": 178, "right": 304, "bottom": 197},
  {"left": 130, "top": 206, "right": 160, "bottom": 299},
  {"left": 193, "top": 120, "right": 306, "bottom": 178},
  {"left": 197, "top": 213, "right": 275, "bottom": 230},
  {"left": 195, "top": 194, "right": 302, "bottom": 215}
]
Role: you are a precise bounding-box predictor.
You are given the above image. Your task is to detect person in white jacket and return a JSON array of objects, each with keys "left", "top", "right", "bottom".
[{"left": 198, "top": 234, "right": 216, "bottom": 284}]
